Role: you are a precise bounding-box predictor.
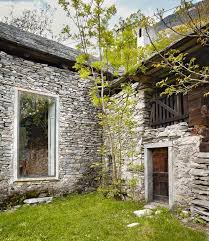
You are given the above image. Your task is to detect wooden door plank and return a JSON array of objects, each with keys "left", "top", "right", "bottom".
[{"left": 152, "top": 148, "right": 169, "bottom": 202}]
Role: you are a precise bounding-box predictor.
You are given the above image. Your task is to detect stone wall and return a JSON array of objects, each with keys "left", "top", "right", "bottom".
[
  {"left": 122, "top": 86, "right": 148, "bottom": 199},
  {"left": 191, "top": 153, "right": 209, "bottom": 222},
  {"left": 0, "top": 51, "right": 102, "bottom": 208},
  {"left": 143, "top": 123, "right": 201, "bottom": 205},
  {"left": 107, "top": 84, "right": 147, "bottom": 199},
  {"left": 133, "top": 87, "right": 201, "bottom": 205},
  {"left": 112, "top": 85, "right": 202, "bottom": 205}
]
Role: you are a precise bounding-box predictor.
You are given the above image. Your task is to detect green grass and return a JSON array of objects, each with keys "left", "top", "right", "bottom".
[{"left": 0, "top": 193, "right": 208, "bottom": 241}]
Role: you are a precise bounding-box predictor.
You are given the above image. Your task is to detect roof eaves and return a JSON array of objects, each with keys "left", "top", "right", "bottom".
[{"left": 0, "top": 22, "right": 81, "bottom": 67}]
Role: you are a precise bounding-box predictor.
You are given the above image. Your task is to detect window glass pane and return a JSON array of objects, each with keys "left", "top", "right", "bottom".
[
  {"left": 139, "top": 28, "right": 142, "bottom": 38},
  {"left": 18, "top": 91, "right": 56, "bottom": 178}
]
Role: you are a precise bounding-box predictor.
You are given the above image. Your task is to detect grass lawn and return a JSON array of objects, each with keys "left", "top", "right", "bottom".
[{"left": 0, "top": 193, "right": 208, "bottom": 241}]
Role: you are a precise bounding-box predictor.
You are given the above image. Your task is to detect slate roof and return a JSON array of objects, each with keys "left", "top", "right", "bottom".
[{"left": 0, "top": 22, "right": 81, "bottom": 67}]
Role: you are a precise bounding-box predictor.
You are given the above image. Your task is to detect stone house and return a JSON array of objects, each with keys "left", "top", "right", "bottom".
[
  {"left": 0, "top": 21, "right": 209, "bottom": 221},
  {"left": 112, "top": 31, "right": 209, "bottom": 221},
  {"left": 0, "top": 22, "right": 102, "bottom": 208}
]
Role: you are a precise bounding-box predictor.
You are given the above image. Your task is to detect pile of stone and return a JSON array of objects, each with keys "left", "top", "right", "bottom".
[{"left": 191, "top": 153, "right": 209, "bottom": 222}]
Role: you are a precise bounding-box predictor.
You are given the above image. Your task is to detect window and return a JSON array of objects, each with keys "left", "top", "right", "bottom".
[
  {"left": 17, "top": 90, "right": 57, "bottom": 178},
  {"left": 150, "top": 93, "right": 188, "bottom": 128},
  {"left": 139, "top": 28, "right": 142, "bottom": 38}
]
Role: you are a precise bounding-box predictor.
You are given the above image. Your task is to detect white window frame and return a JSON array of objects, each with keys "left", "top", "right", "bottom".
[{"left": 13, "top": 87, "right": 59, "bottom": 182}]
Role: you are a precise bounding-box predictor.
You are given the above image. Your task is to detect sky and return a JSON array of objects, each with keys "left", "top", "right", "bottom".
[
  {"left": 0, "top": 0, "right": 197, "bottom": 17},
  {"left": 113, "top": 0, "right": 183, "bottom": 16},
  {"left": 0, "top": 0, "right": 186, "bottom": 21},
  {"left": 0, "top": 0, "right": 200, "bottom": 46}
]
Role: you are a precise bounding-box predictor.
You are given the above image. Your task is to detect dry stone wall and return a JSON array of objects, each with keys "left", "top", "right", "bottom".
[
  {"left": 113, "top": 86, "right": 202, "bottom": 205},
  {"left": 134, "top": 87, "right": 201, "bottom": 205},
  {"left": 1, "top": 49, "right": 205, "bottom": 210},
  {"left": 0, "top": 51, "right": 102, "bottom": 208},
  {"left": 143, "top": 123, "right": 201, "bottom": 205},
  {"left": 109, "top": 84, "right": 148, "bottom": 199},
  {"left": 191, "top": 153, "right": 209, "bottom": 222}
]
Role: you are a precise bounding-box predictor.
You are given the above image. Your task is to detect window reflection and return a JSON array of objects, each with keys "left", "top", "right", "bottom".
[{"left": 18, "top": 91, "right": 56, "bottom": 178}]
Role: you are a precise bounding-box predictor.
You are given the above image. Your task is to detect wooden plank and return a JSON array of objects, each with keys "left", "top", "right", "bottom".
[
  {"left": 188, "top": 87, "right": 205, "bottom": 127},
  {"left": 155, "top": 99, "right": 179, "bottom": 116},
  {"left": 150, "top": 93, "right": 189, "bottom": 128},
  {"left": 150, "top": 104, "right": 154, "bottom": 124},
  {"left": 151, "top": 114, "right": 188, "bottom": 126},
  {"left": 183, "top": 95, "right": 188, "bottom": 115},
  {"left": 153, "top": 103, "right": 156, "bottom": 121},
  {"left": 177, "top": 95, "right": 182, "bottom": 116},
  {"left": 152, "top": 148, "right": 169, "bottom": 201},
  {"left": 162, "top": 98, "right": 166, "bottom": 122},
  {"left": 156, "top": 102, "right": 159, "bottom": 125},
  {"left": 168, "top": 97, "right": 171, "bottom": 119}
]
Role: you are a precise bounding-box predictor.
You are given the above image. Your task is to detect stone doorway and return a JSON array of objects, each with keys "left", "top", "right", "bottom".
[{"left": 144, "top": 142, "right": 175, "bottom": 208}]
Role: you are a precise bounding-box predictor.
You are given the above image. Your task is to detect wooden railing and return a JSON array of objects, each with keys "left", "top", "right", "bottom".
[{"left": 150, "top": 94, "right": 189, "bottom": 128}]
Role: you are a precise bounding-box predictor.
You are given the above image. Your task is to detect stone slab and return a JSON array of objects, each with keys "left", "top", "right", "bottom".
[
  {"left": 23, "top": 197, "right": 53, "bottom": 204},
  {"left": 127, "top": 223, "right": 140, "bottom": 228},
  {"left": 133, "top": 209, "right": 153, "bottom": 217}
]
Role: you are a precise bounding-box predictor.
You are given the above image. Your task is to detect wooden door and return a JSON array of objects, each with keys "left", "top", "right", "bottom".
[{"left": 152, "top": 148, "right": 169, "bottom": 202}]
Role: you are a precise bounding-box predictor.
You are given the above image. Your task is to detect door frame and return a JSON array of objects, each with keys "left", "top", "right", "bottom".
[{"left": 144, "top": 142, "right": 175, "bottom": 208}]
